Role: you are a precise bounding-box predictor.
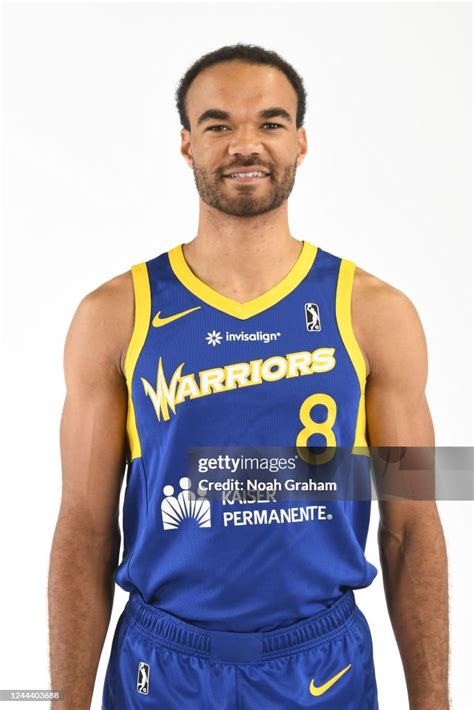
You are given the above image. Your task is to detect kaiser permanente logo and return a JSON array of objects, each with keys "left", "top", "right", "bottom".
[
  {"left": 161, "top": 477, "right": 333, "bottom": 530},
  {"left": 205, "top": 329, "right": 281, "bottom": 346},
  {"left": 161, "top": 477, "right": 211, "bottom": 529},
  {"left": 141, "top": 348, "right": 336, "bottom": 421}
]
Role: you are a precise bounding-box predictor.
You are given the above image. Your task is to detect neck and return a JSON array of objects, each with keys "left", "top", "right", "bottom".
[{"left": 181, "top": 202, "right": 303, "bottom": 303}]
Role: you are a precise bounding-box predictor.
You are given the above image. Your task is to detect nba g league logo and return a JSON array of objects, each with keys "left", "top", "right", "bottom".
[{"left": 305, "top": 303, "right": 321, "bottom": 332}]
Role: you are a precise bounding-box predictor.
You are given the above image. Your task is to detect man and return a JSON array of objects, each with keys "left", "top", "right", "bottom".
[{"left": 48, "top": 44, "right": 449, "bottom": 709}]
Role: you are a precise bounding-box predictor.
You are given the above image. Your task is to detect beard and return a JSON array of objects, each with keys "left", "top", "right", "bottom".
[{"left": 191, "top": 160, "right": 297, "bottom": 217}]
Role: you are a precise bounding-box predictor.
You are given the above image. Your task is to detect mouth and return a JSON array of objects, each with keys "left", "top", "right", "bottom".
[{"left": 223, "top": 170, "right": 270, "bottom": 184}]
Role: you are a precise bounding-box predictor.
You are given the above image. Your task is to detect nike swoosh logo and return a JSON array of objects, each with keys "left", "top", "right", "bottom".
[
  {"left": 152, "top": 306, "right": 201, "bottom": 328},
  {"left": 309, "top": 663, "right": 352, "bottom": 696}
]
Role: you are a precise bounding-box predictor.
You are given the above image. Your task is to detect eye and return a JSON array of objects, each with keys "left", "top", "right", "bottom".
[{"left": 206, "top": 123, "right": 284, "bottom": 132}]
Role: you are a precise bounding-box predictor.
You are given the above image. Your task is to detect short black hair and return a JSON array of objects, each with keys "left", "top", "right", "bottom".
[{"left": 175, "top": 43, "right": 307, "bottom": 131}]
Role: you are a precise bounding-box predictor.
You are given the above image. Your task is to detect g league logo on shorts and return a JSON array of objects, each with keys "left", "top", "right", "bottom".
[
  {"left": 137, "top": 661, "right": 150, "bottom": 695},
  {"left": 305, "top": 303, "right": 321, "bottom": 332}
]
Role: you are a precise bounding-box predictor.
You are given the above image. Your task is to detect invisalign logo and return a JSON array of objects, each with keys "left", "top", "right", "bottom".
[{"left": 206, "top": 330, "right": 281, "bottom": 345}]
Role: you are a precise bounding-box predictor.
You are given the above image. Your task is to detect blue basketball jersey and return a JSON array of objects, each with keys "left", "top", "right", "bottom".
[{"left": 114, "top": 240, "right": 378, "bottom": 632}]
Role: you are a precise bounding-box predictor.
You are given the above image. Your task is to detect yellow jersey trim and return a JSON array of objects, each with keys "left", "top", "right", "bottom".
[
  {"left": 124, "top": 262, "right": 151, "bottom": 461},
  {"left": 335, "top": 259, "right": 369, "bottom": 454},
  {"left": 168, "top": 240, "right": 318, "bottom": 320}
]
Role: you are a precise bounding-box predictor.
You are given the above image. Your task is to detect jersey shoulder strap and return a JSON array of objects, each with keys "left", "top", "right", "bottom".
[
  {"left": 335, "top": 256, "right": 367, "bottom": 450},
  {"left": 124, "top": 261, "right": 151, "bottom": 461}
]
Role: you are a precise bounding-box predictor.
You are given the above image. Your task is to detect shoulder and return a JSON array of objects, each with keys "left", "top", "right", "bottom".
[
  {"left": 352, "top": 265, "right": 410, "bottom": 315},
  {"left": 351, "top": 264, "right": 428, "bottom": 381},
  {"left": 65, "top": 269, "right": 134, "bottom": 379}
]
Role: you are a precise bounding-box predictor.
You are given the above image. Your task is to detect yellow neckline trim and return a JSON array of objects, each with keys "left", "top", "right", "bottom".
[{"left": 168, "top": 240, "right": 318, "bottom": 320}]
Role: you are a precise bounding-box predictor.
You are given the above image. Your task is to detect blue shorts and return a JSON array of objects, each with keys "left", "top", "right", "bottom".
[{"left": 102, "top": 590, "right": 378, "bottom": 709}]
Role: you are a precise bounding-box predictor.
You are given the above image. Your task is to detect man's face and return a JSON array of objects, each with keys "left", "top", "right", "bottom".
[{"left": 181, "top": 60, "right": 307, "bottom": 218}]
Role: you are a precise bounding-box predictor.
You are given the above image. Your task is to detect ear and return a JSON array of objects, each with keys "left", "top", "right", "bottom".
[
  {"left": 296, "top": 126, "right": 308, "bottom": 167},
  {"left": 180, "top": 128, "right": 194, "bottom": 168}
]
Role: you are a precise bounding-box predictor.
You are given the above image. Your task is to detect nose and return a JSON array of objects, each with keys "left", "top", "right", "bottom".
[{"left": 227, "top": 126, "right": 263, "bottom": 156}]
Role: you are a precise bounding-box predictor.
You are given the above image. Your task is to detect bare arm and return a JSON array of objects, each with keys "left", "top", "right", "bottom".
[
  {"left": 48, "top": 272, "right": 133, "bottom": 709},
  {"left": 353, "top": 273, "right": 449, "bottom": 710}
]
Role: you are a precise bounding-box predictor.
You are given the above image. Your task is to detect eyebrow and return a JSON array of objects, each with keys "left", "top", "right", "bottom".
[{"left": 196, "top": 106, "right": 293, "bottom": 127}]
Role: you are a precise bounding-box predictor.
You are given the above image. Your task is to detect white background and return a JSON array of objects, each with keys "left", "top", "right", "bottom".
[{"left": 1, "top": 2, "right": 472, "bottom": 708}]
